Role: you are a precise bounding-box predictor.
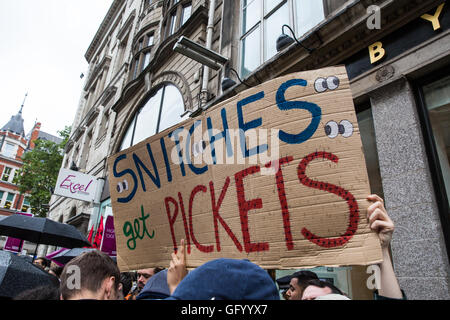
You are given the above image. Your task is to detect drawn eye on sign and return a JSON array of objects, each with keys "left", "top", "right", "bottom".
[
  {"left": 324, "top": 120, "right": 354, "bottom": 138},
  {"left": 116, "top": 179, "right": 129, "bottom": 193},
  {"left": 339, "top": 120, "right": 354, "bottom": 138},
  {"left": 314, "top": 76, "right": 340, "bottom": 92},
  {"left": 192, "top": 140, "right": 207, "bottom": 157}
]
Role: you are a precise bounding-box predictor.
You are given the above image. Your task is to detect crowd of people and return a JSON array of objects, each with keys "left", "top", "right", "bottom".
[{"left": 10, "top": 194, "right": 406, "bottom": 300}]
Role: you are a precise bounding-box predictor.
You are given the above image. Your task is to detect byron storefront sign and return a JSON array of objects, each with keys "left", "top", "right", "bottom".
[
  {"left": 54, "top": 168, "right": 98, "bottom": 202},
  {"left": 345, "top": 2, "right": 448, "bottom": 79}
]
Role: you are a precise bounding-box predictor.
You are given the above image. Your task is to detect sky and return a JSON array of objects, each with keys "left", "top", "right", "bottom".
[{"left": 0, "top": 0, "right": 113, "bottom": 137}]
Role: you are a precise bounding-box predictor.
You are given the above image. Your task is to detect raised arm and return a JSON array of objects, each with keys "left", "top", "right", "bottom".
[{"left": 367, "top": 194, "right": 403, "bottom": 299}]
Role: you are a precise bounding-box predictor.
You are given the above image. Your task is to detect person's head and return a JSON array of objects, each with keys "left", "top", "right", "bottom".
[
  {"left": 136, "top": 269, "right": 170, "bottom": 300},
  {"left": 34, "top": 257, "right": 50, "bottom": 270},
  {"left": 118, "top": 272, "right": 134, "bottom": 300},
  {"left": 59, "top": 250, "right": 120, "bottom": 300},
  {"left": 136, "top": 267, "right": 163, "bottom": 291},
  {"left": 283, "top": 271, "right": 318, "bottom": 300},
  {"left": 167, "top": 258, "right": 279, "bottom": 300},
  {"left": 300, "top": 279, "right": 344, "bottom": 300}
]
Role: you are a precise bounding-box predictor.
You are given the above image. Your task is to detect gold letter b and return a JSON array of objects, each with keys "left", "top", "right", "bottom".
[{"left": 368, "top": 41, "right": 386, "bottom": 64}]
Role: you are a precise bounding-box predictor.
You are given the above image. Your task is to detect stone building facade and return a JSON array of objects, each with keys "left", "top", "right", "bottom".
[{"left": 47, "top": 0, "right": 449, "bottom": 299}]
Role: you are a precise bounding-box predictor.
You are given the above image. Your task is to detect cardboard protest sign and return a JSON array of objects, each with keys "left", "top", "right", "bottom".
[{"left": 107, "top": 66, "right": 383, "bottom": 271}]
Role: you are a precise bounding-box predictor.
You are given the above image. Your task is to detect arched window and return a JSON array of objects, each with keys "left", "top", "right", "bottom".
[
  {"left": 130, "top": 31, "right": 155, "bottom": 81},
  {"left": 119, "top": 83, "right": 187, "bottom": 151}
]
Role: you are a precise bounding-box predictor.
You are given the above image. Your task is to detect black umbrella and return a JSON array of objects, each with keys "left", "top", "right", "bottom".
[
  {"left": 51, "top": 248, "right": 97, "bottom": 265},
  {"left": 0, "top": 214, "right": 91, "bottom": 249},
  {"left": 0, "top": 250, "right": 58, "bottom": 299}
]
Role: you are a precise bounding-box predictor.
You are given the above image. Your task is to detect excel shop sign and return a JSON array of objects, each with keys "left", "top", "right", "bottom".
[{"left": 54, "top": 168, "right": 99, "bottom": 202}]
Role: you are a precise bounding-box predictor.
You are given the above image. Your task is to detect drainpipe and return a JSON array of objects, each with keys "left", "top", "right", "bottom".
[{"left": 201, "top": 0, "right": 216, "bottom": 106}]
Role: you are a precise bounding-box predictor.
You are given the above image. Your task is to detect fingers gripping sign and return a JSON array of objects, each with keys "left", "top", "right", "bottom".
[
  {"left": 366, "top": 194, "right": 394, "bottom": 249},
  {"left": 168, "top": 239, "right": 188, "bottom": 294}
]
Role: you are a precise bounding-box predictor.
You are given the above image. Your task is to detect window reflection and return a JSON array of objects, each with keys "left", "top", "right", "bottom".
[
  {"left": 264, "top": 1, "right": 288, "bottom": 61},
  {"left": 242, "top": 0, "right": 261, "bottom": 34},
  {"left": 264, "top": 0, "right": 283, "bottom": 14},
  {"left": 133, "top": 89, "right": 162, "bottom": 145},
  {"left": 241, "top": 26, "right": 260, "bottom": 78},
  {"left": 158, "top": 85, "right": 187, "bottom": 132},
  {"left": 295, "top": 0, "right": 325, "bottom": 37}
]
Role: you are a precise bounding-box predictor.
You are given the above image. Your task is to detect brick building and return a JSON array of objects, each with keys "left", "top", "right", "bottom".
[{"left": 0, "top": 101, "right": 62, "bottom": 251}]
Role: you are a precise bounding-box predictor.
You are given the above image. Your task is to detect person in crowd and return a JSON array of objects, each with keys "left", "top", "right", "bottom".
[
  {"left": 136, "top": 269, "right": 171, "bottom": 300},
  {"left": 118, "top": 272, "right": 134, "bottom": 300},
  {"left": 59, "top": 250, "right": 120, "bottom": 300},
  {"left": 125, "top": 267, "right": 163, "bottom": 300},
  {"left": 33, "top": 257, "right": 50, "bottom": 270},
  {"left": 277, "top": 270, "right": 319, "bottom": 300},
  {"left": 136, "top": 267, "right": 163, "bottom": 292}
]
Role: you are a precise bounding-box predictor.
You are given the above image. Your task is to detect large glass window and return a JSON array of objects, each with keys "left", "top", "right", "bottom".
[
  {"left": 240, "top": 0, "right": 324, "bottom": 77},
  {"left": 119, "top": 84, "right": 187, "bottom": 151},
  {"left": 422, "top": 74, "right": 450, "bottom": 210}
]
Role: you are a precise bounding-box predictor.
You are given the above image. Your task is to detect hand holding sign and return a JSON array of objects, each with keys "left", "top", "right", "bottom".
[
  {"left": 367, "top": 194, "right": 394, "bottom": 249},
  {"left": 168, "top": 238, "right": 188, "bottom": 294}
]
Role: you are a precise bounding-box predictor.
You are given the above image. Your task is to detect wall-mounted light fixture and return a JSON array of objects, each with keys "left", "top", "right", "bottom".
[
  {"left": 174, "top": 36, "right": 229, "bottom": 70},
  {"left": 221, "top": 68, "right": 252, "bottom": 92},
  {"left": 276, "top": 24, "right": 316, "bottom": 53}
]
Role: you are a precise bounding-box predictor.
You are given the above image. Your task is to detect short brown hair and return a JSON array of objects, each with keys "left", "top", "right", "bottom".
[{"left": 60, "top": 250, "right": 120, "bottom": 299}]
